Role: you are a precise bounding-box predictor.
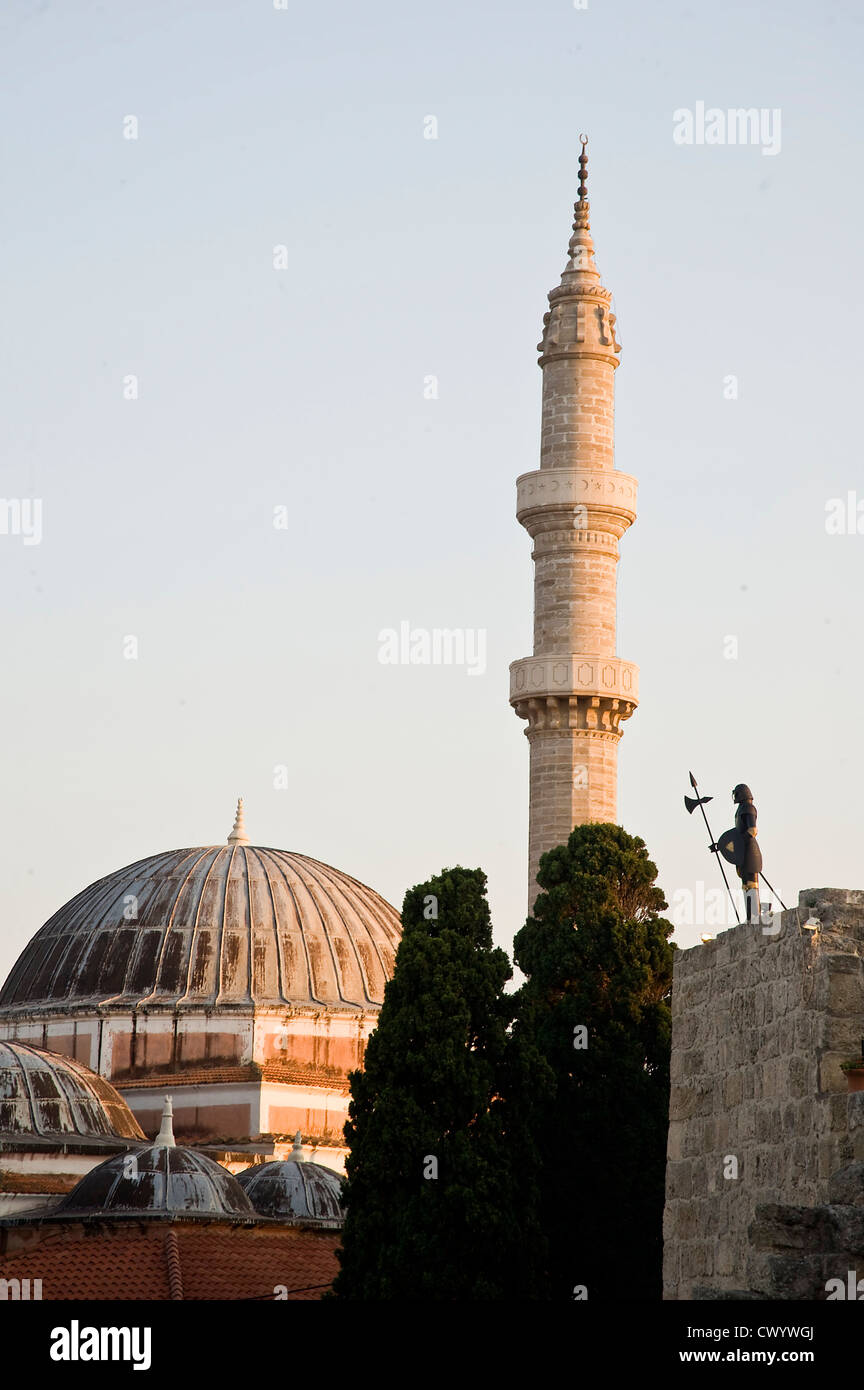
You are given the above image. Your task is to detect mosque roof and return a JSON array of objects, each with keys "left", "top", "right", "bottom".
[
  {"left": 0, "top": 800, "right": 401, "bottom": 1015},
  {"left": 0, "top": 1224, "right": 339, "bottom": 1299},
  {"left": 54, "top": 1098, "right": 255, "bottom": 1219},
  {"left": 237, "top": 1133, "right": 344, "bottom": 1225},
  {"left": 0, "top": 1041, "right": 145, "bottom": 1150}
]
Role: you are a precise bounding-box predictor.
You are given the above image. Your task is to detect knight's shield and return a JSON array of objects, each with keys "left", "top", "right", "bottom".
[
  {"left": 716, "top": 828, "right": 741, "bottom": 866},
  {"left": 717, "top": 826, "right": 763, "bottom": 877}
]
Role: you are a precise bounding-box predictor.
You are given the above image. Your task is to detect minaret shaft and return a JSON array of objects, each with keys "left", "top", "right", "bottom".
[{"left": 510, "top": 149, "right": 639, "bottom": 905}]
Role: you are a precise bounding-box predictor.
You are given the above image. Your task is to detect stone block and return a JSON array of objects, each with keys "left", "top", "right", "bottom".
[
  {"left": 754, "top": 1145, "right": 783, "bottom": 1189},
  {"left": 714, "top": 1235, "right": 739, "bottom": 1278},
  {"left": 819, "top": 1138, "right": 842, "bottom": 1181},
  {"left": 665, "top": 1161, "right": 690, "bottom": 1201},
  {"left": 819, "top": 1052, "right": 848, "bottom": 1094},
  {"left": 756, "top": 1106, "right": 781, "bottom": 1144},
  {"left": 681, "top": 1239, "right": 714, "bottom": 1281},
  {"left": 723, "top": 1072, "right": 742, "bottom": 1108},
  {"left": 670, "top": 1200, "right": 699, "bottom": 1244},
  {"left": 682, "top": 1048, "right": 704, "bottom": 1078},
  {"left": 671, "top": 1081, "right": 711, "bottom": 1122},
  {"left": 827, "top": 1162, "right": 864, "bottom": 1207},
  {"left": 761, "top": 1254, "right": 827, "bottom": 1300},
  {"left": 827, "top": 968, "right": 864, "bottom": 1017},
  {"left": 848, "top": 1092, "right": 864, "bottom": 1135},
  {"left": 667, "top": 1120, "right": 685, "bottom": 1161},
  {"left": 826, "top": 1204, "right": 864, "bottom": 1253},
  {"left": 789, "top": 1054, "right": 811, "bottom": 1097},
  {"left": 749, "top": 1203, "right": 829, "bottom": 1251},
  {"left": 828, "top": 1092, "right": 849, "bottom": 1133}
]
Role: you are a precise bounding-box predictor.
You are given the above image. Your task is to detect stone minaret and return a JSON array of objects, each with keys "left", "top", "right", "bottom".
[{"left": 510, "top": 140, "right": 639, "bottom": 904}]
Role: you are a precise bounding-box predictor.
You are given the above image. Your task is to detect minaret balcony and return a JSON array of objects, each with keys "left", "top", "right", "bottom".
[
  {"left": 509, "top": 654, "right": 639, "bottom": 707},
  {"left": 516, "top": 468, "right": 637, "bottom": 536}
]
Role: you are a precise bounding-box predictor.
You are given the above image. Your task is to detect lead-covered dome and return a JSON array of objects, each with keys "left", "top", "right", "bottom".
[
  {"left": 237, "top": 1137, "right": 344, "bottom": 1225},
  {"left": 0, "top": 1041, "right": 145, "bottom": 1148},
  {"left": 0, "top": 807, "right": 401, "bottom": 1015},
  {"left": 57, "top": 1143, "right": 256, "bottom": 1219}
]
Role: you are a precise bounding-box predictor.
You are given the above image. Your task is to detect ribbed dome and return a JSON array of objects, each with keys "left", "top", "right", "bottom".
[
  {"left": 57, "top": 1142, "right": 256, "bottom": 1219},
  {"left": 0, "top": 1041, "right": 145, "bottom": 1147},
  {"left": 0, "top": 845, "right": 401, "bottom": 1014},
  {"left": 237, "top": 1157, "right": 344, "bottom": 1224}
]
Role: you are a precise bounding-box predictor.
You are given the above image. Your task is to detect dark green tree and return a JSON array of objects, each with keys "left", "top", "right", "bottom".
[
  {"left": 333, "top": 865, "right": 547, "bottom": 1299},
  {"left": 513, "top": 823, "right": 674, "bottom": 1301}
]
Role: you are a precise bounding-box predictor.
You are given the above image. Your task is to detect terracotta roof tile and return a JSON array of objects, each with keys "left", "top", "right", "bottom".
[
  {"left": 117, "top": 1065, "right": 260, "bottom": 1088},
  {"left": 0, "top": 1172, "right": 78, "bottom": 1194},
  {"left": 0, "top": 1223, "right": 339, "bottom": 1300},
  {"left": 116, "top": 1062, "right": 349, "bottom": 1091},
  {"left": 260, "top": 1061, "right": 349, "bottom": 1091}
]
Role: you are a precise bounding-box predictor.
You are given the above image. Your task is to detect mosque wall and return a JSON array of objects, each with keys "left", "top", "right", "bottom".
[
  {"left": 664, "top": 888, "right": 864, "bottom": 1298},
  {"left": 121, "top": 1082, "right": 259, "bottom": 1143},
  {"left": 122, "top": 1077, "right": 351, "bottom": 1146},
  {"left": 255, "top": 1014, "right": 372, "bottom": 1072},
  {"left": 0, "top": 1009, "right": 375, "bottom": 1081}
]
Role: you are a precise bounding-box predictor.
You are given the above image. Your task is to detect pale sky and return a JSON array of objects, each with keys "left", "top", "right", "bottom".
[{"left": 1, "top": 0, "right": 862, "bottom": 983}]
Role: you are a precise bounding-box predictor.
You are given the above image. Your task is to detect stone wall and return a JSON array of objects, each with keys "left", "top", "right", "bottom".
[
  {"left": 663, "top": 888, "right": 864, "bottom": 1299},
  {"left": 746, "top": 1132, "right": 864, "bottom": 1299}
]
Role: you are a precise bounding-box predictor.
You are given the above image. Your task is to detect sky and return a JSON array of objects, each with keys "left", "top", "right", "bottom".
[{"left": 0, "top": 0, "right": 862, "bottom": 983}]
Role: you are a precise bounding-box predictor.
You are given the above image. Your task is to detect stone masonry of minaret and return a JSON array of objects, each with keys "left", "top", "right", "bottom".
[{"left": 510, "top": 142, "right": 638, "bottom": 905}]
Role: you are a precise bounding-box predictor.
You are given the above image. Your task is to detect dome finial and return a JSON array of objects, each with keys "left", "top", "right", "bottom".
[
  {"left": 227, "top": 797, "right": 250, "bottom": 845},
  {"left": 291, "top": 1131, "right": 306, "bottom": 1162},
  {"left": 578, "top": 133, "right": 589, "bottom": 202},
  {"left": 156, "top": 1095, "right": 176, "bottom": 1148}
]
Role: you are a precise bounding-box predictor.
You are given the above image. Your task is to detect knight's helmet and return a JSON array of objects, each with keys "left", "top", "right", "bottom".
[{"left": 732, "top": 784, "right": 754, "bottom": 804}]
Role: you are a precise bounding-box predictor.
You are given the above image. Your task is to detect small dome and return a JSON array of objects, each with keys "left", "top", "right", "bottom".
[
  {"left": 57, "top": 1142, "right": 256, "bottom": 1219},
  {"left": 237, "top": 1157, "right": 344, "bottom": 1225},
  {"left": 0, "top": 1041, "right": 145, "bottom": 1149},
  {"left": 0, "top": 842, "right": 401, "bottom": 1014}
]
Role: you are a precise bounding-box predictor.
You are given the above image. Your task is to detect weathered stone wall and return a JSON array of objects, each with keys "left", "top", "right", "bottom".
[
  {"left": 746, "top": 1128, "right": 864, "bottom": 1299},
  {"left": 664, "top": 888, "right": 864, "bottom": 1299}
]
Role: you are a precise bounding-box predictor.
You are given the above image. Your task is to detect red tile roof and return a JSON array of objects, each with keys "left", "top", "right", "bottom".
[
  {"left": 0, "top": 1222, "right": 340, "bottom": 1300},
  {"left": 117, "top": 1065, "right": 261, "bottom": 1088},
  {"left": 0, "top": 1172, "right": 78, "bottom": 1194},
  {"left": 116, "top": 1061, "right": 348, "bottom": 1091}
]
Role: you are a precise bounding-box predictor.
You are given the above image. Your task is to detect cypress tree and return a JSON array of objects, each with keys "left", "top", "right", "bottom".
[
  {"left": 333, "top": 865, "right": 546, "bottom": 1299},
  {"left": 513, "top": 823, "right": 674, "bottom": 1301}
]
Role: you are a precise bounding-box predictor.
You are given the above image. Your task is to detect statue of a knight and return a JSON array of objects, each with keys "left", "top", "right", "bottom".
[{"left": 712, "top": 784, "right": 763, "bottom": 923}]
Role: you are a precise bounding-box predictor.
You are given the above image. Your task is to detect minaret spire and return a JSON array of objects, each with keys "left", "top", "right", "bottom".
[{"left": 510, "top": 145, "right": 639, "bottom": 905}]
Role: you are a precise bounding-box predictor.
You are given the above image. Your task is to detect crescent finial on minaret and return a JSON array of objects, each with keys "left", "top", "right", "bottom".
[
  {"left": 578, "top": 133, "right": 589, "bottom": 201},
  {"left": 565, "top": 134, "right": 597, "bottom": 275},
  {"left": 227, "top": 797, "right": 250, "bottom": 845}
]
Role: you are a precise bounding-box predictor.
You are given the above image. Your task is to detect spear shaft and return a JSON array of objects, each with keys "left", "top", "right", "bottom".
[{"left": 688, "top": 771, "right": 741, "bottom": 925}]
